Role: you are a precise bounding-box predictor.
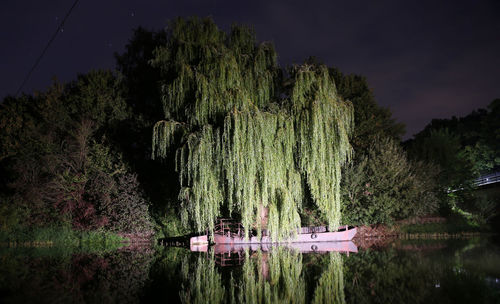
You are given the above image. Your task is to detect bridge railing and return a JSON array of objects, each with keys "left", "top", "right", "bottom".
[{"left": 474, "top": 171, "right": 500, "bottom": 187}]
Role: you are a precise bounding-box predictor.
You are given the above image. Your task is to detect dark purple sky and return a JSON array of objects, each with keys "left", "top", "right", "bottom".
[{"left": 1, "top": 0, "right": 499, "bottom": 139}]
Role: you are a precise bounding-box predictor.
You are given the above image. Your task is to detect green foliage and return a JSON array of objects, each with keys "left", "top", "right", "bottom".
[
  {"left": 341, "top": 137, "right": 439, "bottom": 225},
  {"left": 0, "top": 225, "right": 125, "bottom": 250},
  {"left": 406, "top": 101, "right": 499, "bottom": 221},
  {"left": 150, "top": 17, "right": 279, "bottom": 127},
  {"left": 151, "top": 18, "right": 353, "bottom": 238},
  {"left": 221, "top": 110, "right": 303, "bottom": 239},
  {"left": 289, "top": 65, "right": 354, "bottom": 231},
  {"left": 0, "top": 94, "right": 39, "bottom": 162},
  {"left": 408, "top": 128, "right": 474, "bottom": 190},
  {"left": 115, "top": 27, "right": 167, "bottom": 123},
  {"left": 405, "top": 161, "right": 441, "bottom": 217},
  {"left": 329, "top": 67, "right": 405, "bottom": 152},
  {"left": 156, "top": 205, "right": 192, "bottom": 238},
  {"left": 329, "top": 66, "right": 427, "bottom": 226},
  {"left": 65, "top": 70, "right": 129, "bottom": 129},
  {"left": 176, "top": 125, "right": 225, "bottom": 236},
  {"left": 407, "top": 99, "right": 500, "bottom": 182},
  {"left": 151, "top": 120, "right": 185, "bottom": 159},
  {"left": 0, "top": 198, "right": 25, "bottom": 233},
  {"left": 0, "top": 70, "right": 154, "bottom": 234},
  {"left": 450, "top": 186, "right": 500, "bottom": 227},
  {"left": 101, "top": 172, "right": 155, "bottom": 233},
  {"left": 468, "top": 194, "right": 498, "bottom": 225}
]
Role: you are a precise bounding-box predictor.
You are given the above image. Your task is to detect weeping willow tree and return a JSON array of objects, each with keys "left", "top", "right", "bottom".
[{"left": 151, "top": 17, "right": 353, "bottom": 239}]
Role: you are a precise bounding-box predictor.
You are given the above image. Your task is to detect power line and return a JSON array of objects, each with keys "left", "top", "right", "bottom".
[{"left": 15, "top": 0, "right": 80, "bottom": 97}]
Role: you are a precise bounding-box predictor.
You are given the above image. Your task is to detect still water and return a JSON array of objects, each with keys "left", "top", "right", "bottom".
[{"left": 1, "top": 238, "right": 499, "bottom": 303}]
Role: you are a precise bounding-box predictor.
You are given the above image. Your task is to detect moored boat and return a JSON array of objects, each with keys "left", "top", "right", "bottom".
[{"left": 190, "top": 219, "right": 357, "bottom": 248}]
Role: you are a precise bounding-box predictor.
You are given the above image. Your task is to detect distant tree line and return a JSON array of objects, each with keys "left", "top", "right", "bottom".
[
  {"left": 0, "top": 17, "right": 497, "bottom": 239},
  {"left": 405, "top": 99, "right": 500, "bottom": 224}
]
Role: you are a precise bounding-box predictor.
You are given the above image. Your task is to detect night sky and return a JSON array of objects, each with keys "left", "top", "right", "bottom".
[{"left": 1, "top": 0, "right": 499, "bottom": 139}]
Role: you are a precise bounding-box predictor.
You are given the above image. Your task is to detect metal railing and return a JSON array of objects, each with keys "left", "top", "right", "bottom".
[
  {"left": 214, "top": 219, "right": 245, "bottom": 237},
  {"left": 474, "top": 171, "right": 500, "bottom": 187}
]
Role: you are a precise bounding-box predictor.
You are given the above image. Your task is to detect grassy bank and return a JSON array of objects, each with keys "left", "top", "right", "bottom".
[
  {"left": 398, "top": 213, "right": 491, "bottom": 238},
  {"left": 0, "top": 226, "right": 127, "bottom": 251},
  {"left": 354, "top": 213, "right": 493, "bottom": 246}
]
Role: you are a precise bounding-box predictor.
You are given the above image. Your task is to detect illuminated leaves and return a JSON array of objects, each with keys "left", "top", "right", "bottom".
[{"left": 151, "top": 18, "right": 353, "bottom": 238}]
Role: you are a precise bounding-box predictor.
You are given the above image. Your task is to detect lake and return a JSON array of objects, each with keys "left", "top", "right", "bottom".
[{"left": 1, "top": 238, "right": 499, "bottom": 303}]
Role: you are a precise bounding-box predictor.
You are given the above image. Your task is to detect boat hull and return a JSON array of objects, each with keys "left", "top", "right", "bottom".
[
  {"left": 213, "top": 227, "right": 357, "bottom": 244},
  {"left": 190, "top": 234, "right": 209, "bottom": 251}
]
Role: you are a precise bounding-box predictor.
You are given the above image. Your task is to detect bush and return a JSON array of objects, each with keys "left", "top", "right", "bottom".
[
  {"left": 341, "top": 137, "right": 439, "bottom": 225},
  {"left": 0, "top": 198, "right": 25, "bottom": 233},
  {"left": 102, "top": 173, "right": 154, "bottom": 233},
  {"left": 86, "top": 141, "right": 155, "bottom": 234},
  {"left": 155, "top": 205, "right": 192, "bottom": 238}
]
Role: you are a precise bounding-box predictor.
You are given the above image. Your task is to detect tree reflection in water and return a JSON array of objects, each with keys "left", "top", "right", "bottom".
[
  {"left": 3, "top": 239, "right": 497, "bottom": 303},
  {"left": 0, "top": 247, "right": 155, "bottom": 304},
  {"left": 238, "top": 248, "right": 306, "bottom": 303},
  {"left": 312, "top": 252, "right": 345, "bottom": 304},
  {"left": 180, "top": 253, "right": 226, "bottom": 304},
  {"left": 180, "top": 247, "right": 347, "bottom": 304}
]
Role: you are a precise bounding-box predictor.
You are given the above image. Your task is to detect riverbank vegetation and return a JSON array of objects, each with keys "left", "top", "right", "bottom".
[
  {"left": 0, "top": 226, "right": 126, "bottom": 250},
  {"left": 0, "top": 17, "right": 498, "bottom": 243}
]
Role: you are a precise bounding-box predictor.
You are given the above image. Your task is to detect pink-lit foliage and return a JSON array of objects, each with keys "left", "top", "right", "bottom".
[{"left": 0, "top": 71, "right": 154, "bottom": 233}]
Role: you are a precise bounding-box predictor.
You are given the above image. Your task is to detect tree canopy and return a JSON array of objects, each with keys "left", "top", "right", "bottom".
[
  {"left": 329, "top": 67, "right": 405, "bottom": 153},
  {"left": 150, "top": 18, "right": 354, "bottom": 239},
  {"left": 407, "top": 99, "right": 500, "bottom": 185},
  {"left": 0, "top": 71, "right": 153, "bottom": 233}
]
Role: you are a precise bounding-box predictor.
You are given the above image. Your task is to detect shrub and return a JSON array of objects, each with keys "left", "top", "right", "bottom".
[
  {"left": 102, "top": 173, "right": 154, "bottom": 233},
  {"left": 341, "top": 137, "right": 439, "bottom": 225}
]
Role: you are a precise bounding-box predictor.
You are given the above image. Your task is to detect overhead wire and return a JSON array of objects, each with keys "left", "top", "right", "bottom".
[{"left": 15, "top": 0, "right": 80, "bottom": 96}]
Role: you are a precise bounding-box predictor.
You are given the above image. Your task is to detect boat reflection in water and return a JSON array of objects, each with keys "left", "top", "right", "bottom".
[
  {"left": 191, "top": 241, "right": 357, "bottom": 253},
  {"left": 213, "top": 241, "right": 357, "bottom": 253},
  {"left": 182, "top": 243, "right": 349, "bottom": 303},
  {"left": 191, "top": 241, "right": 357, "bottom": 267}
]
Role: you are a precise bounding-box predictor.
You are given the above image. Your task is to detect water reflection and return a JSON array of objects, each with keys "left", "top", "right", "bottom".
[
  {"left": 179, "top": 254, "right": 225, "bottom": 303},
  {"left": 342, "top": 239, "right": 500, "bottom": 304},
  {"left": 1, "top": 239, "right": 499, "bottom": 303},
  {"left": 238, "top": 248, "right": 307, "bottom": 303},
  {"left": 0, "top": 246, "right": 154, "bottom": 304},
  {"left": 312, "top": 253, "right": 345, "bottom": 304},
  {"left": 180, "top": 246, "right": 347, "bottom": 303},
  {"left": 192, "top": 241, "right": 358, "bottom": 255},
  {"left": 177, "top": 239, "right": 500, "bottom": 304}
]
